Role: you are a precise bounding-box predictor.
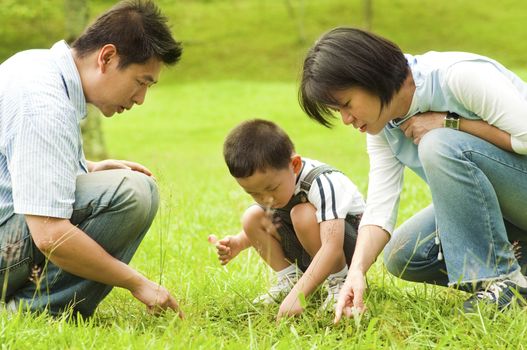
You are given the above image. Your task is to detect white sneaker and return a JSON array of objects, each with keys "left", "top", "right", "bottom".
[
  {"left": 320, "top": 274, "right": 346, "bottom": 311},
  {"left": 253, "top": 269, "right": 302, "bottom": 305}
]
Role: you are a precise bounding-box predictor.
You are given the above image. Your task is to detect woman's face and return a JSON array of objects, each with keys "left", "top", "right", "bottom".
[{"left": 328, "top": 87, "right": 394, "bottom": 135}]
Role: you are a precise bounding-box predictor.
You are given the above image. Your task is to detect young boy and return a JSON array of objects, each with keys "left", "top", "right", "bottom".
[{"left": 209, "top": 119, "right": 364, "bottom": 319}]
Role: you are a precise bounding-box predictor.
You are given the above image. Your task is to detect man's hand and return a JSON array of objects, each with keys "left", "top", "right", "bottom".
[
  {"left": 276, "top": 290, "right": 304, "bottom": 321},
  {"left": 208, "top": 234, "right": 246, "bottom": 265},
  {"left": 87, "top": 159, "right": 153, "bottom": 177},
  {"left": 399, "top": 112, "right": 445, "bottom": 144},
  {"left": 129, "top": 276, "right": 184, "bottom": 318},
  {"left": 334, "top": 269, "right": 367, "bottom": 324}
]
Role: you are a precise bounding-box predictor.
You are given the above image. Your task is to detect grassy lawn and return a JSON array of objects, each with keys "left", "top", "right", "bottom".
[
  {"left": 3, "top": 81, "right": 527, "bottom": 349},
  {"left": 3, "top": 0, "right": 527, "bottom": 348}
]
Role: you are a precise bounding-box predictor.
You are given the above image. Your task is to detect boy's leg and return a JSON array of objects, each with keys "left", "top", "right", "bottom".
[
  {"left": 242, "top": 205, "right": 291, "bottom": 272},
  {"left": 290, "top": 203, "right": 346, "bottom": 273},
  {"left": 11, "top": 169, "right": 159, "bottom": 317},
  {"left": 244, "top": 205, "right": 306, "bottom": 304}
]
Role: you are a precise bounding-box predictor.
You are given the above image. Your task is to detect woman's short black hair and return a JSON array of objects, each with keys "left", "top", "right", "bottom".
[
  {"left": 299, "top": 27, "right": 408, "bottom": 127},
  {"left": 72, "top": 0, "right": 182, "bottom": 68},
  {"left": 224, "top": 119, "right": 295, "bottom": 178}
]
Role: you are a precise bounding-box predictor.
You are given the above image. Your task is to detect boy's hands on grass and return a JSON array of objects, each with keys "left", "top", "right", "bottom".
[
  {"left": 208, "top": 234, "right": 246, "bottom": 265},
  {"left": 276, "top": 290, "right": 304, "bottom": 320},
  {"left": 334, "top": 269, "right": 366, "bottom": 324}
]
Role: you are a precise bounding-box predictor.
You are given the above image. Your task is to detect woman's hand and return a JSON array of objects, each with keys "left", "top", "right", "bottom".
[
  {"left": 334, "top": 268, "right": 367, "bottom": 324},
  {"left": 400, "top": 112, "right": 446, "bottom": 144}
]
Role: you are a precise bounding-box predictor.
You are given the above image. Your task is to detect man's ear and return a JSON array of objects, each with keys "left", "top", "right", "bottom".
[
  {"left": 291, "top": 154, "right": 302, "bottom": 174},
  {"left": 97, "top": 44, "right": 118, "bottom": 72}
]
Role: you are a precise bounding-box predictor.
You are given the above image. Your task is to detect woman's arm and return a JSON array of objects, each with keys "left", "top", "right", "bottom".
[
  {"left": 400, "top": 112, "right": 513, "bottom": 151},
  {"left": 447, "top": 61, "right": 527, "bottom": 154}
]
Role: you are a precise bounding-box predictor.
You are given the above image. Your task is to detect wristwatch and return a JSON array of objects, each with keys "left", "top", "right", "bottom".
[{"left": 443, "top": 112, "right": 460, "bottom": 130}]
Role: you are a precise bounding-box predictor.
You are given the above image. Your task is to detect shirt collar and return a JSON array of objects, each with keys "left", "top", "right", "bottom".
[{"left": 50, "top": 40, "right": 87, "bottom": 121}]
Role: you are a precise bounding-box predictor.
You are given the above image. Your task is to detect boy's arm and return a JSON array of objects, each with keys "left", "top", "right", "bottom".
[
  {"left": 277, "top": 218, "right": 345, "bottom": 319},
  {"left": 209, "top": 231, "right": 251, "bottom": 265}
]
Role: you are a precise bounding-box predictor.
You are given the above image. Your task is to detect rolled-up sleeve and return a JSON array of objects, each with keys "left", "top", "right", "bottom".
[{"left": 445, "top": 61, "right": 527, "bottom": 154}]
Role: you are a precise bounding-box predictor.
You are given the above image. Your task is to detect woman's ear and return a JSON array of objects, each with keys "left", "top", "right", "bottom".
[{"left": 291, "top": 154, "right": 302, "bottom": 174}]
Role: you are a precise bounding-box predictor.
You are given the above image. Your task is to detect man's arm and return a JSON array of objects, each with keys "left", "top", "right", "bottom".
[{"left": 26, "top": 215, "right": 182, "bottom": 316}]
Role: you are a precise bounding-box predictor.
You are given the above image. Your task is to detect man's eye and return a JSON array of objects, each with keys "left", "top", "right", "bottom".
[{"left": 137, "top": 80, "right": 147, "bottom": 86}]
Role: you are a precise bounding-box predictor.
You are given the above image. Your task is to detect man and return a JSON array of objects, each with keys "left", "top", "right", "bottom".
[{"left": 0, "top": 0, "right": 183, "bottom": 317}]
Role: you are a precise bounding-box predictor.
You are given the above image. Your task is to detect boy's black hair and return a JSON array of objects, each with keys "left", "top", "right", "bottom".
[
  {"left": 299, "top": 27, "right": 408, "bottom": 127},
  {"left": 72, "top": 0, "right": 182, "bottom": 68},
  {"left": 224, "top": 119, "right": 295, "bottom": 178}
]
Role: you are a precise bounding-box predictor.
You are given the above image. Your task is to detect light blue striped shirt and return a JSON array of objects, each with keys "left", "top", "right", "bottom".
[{"left": 0, "top": 40, "right": 88, "bottom": 225}]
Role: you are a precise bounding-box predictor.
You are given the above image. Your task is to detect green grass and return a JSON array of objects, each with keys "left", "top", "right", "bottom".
[
  {"left": 3, "top": 0, "right": 527, "bottom": 348},
  {"left": 3, "top": 81, "right": 527, "bottom": 349}
]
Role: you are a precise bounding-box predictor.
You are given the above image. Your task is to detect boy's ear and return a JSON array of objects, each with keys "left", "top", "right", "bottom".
[{"left": 291, "top": 155, "right": 302, "bottom": 174}]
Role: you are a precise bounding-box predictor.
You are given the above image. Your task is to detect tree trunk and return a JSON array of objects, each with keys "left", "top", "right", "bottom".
[{"left": 65, "top": 0, "right": 108, "bottom": 160}]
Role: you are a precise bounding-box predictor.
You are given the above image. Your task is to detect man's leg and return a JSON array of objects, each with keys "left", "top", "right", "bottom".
[
  {"left": 418, "top": 128, "right": 527, "bottom": 289},
  {"left": 12, "top": 169, "right": 159, "bottom": 317},
  {"left": 0, "top": 214, "right": 43, "bottom": 302}
]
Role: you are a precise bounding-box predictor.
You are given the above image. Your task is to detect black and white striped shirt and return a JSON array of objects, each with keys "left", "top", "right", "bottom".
[{"left": 295, "top": 158, "right": 364, "bottom": 223}]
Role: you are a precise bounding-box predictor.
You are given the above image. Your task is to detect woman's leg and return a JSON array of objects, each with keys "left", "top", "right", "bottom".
[
  {"left": 384, "top": 205, "right": 449, "bottom": 286},
  {"left": 418, "top": 128, "right": 527, "bottom": 289}
]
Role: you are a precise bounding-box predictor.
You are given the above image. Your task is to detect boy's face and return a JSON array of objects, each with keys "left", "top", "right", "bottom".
[{"left": 236, "top": 156, "right": 302, "bottom": 209}]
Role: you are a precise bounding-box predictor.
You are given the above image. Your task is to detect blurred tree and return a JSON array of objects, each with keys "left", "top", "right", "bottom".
[
  {"left": 65, "top": 0, "right": 107, "bottom": 160},
  {"left": 283, "top": 0, "right": 306, "bottom": 44},
  {"left": 364, "top": 0, "right": 373, "bottom": 30}
]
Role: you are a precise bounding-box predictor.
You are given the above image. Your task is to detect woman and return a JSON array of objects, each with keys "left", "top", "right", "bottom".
[{"left": 298, "top": 27, "right": 527, "bottom": 321}]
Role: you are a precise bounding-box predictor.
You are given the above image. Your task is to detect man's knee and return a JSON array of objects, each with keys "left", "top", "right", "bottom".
[{"left": 114, "top": 170, "right": 159, "bottom": 223}]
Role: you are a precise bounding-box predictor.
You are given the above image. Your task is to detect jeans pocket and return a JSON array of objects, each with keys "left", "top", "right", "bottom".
[
  {"left": 0, "top": 255, "right": 32, "bottom": 300},
  {"left": 0, "top": 215, "right": 33, "bottom": 299}
]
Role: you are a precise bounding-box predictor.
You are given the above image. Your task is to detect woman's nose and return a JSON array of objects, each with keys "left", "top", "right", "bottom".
[{"left": 340, "top": 109, "right": 354, "bottom": 125}]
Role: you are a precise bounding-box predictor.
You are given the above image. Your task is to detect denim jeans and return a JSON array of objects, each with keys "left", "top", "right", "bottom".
[
  {"left": 0, "top": 169, "right": 159, "bottom": 316},
  {"left": 383, "top": 128, "right": 527, "bottom": 290}
]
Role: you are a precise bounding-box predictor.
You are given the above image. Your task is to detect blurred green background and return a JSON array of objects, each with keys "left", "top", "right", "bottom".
[{"left": 2, "top": 0, "right": 527, "bottom": 83}]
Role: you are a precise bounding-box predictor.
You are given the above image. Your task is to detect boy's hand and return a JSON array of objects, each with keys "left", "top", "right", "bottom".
[
  {"left": 276, "top": 290, "right": 304, "bottom": 321},
  {"left": 208, "top": 234, "right": 244, "bottom": 265}
]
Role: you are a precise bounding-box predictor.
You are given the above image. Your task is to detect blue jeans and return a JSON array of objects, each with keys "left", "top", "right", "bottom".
[
  {"left": 384, "top": 129, "right": 527, "bottom": 290},
  {"left": 0, "top": 169, "right": 159, "bottom": 316}
]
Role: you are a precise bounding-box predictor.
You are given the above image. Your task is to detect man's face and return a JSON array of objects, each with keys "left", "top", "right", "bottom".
[{"left": 94, "top": 57, "right": 162, "bottom": 117}]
